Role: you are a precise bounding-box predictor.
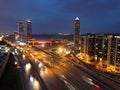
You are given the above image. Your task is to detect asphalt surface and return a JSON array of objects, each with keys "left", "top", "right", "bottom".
[{"left": 2, "top": 47, "right": 120, "bottom": 90}]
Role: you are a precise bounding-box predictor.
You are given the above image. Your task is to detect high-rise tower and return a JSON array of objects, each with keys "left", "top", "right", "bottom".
[
  {"left": 18, "top": 20, "right": 24, "bottom": 41},
  {"left": 74, "top": 17, "right": 80, "bottom": 50},
  {"left": 26, "top": 20, "right": 32, "bottom": 41}
]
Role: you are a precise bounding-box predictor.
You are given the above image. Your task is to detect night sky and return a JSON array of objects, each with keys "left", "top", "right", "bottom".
[{"left": 0, "top": 0, "right": 120, "bottom": 34}]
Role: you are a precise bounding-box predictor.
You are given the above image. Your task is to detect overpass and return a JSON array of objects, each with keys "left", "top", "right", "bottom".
[{"left": 28, "top": 39, "right": 63, "bottom": 47}]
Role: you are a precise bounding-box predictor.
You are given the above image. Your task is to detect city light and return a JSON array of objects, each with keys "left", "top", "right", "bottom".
[
  {"left": 0, "top": 1, "right": 120, "bottom": 90},
  {"left": 25, "top": 63, "right": 31, "bottom": 75},
  {"left": 23, "top": 54, "right": 25, "bottom": 60},
  {"left": 58, "top": 47, "right": 63, "bottom": 53},
  {"left": 41, "top": 44, "right": 45, "bottom": 47}
]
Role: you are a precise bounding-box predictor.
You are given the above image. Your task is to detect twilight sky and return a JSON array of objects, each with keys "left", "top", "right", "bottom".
[{"left": 0, "top": 0, "right": 120, "bottom": 34}]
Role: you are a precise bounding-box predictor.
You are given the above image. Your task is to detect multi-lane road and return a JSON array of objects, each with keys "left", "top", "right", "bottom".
[{"left": 12, "top": 46, "right": 120, "bottom": 90}]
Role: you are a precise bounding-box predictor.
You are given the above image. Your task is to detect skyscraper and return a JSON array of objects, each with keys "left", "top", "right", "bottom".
[
  {"left": 18, "top": 20, "right": 24, "bottom": 41},
  {"left": 74, "top": 17, "right": 80, "bottom": 50},
  {"left": 26, "top": 20, "right": 32, "bottom": 41}
]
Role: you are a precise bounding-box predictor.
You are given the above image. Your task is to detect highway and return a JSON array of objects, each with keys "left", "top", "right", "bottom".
[
  {"left": 35, "top": 47, "right": 119, "bottom": 90},
  {"left": 26, "top": 49, "right": 68, "bottom": 90},
  {"left": 24, "top": 47, "right": 104, "bottom": 90},
  {"left": 12, "top": 48, "right": 46, "bottom": 90},
  {"left": 12, "top": 45, "right": 120, "bottom": 90}
]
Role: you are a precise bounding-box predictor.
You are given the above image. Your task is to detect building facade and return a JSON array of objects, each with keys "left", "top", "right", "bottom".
[
  {"left": 80, "top": 33, "right": 120, "bottom": 72},
  {"left": 115, "top": 36, "right": 120, "bottom": 71},
  {"left": 18, "top": 19, "right": 32, "bottom": 43},
  {"left": 26, "top": 20, "right": 32, "bottom": 41},
  {"left": 107, "top": 35, "right": 120, "bottom": 71},
  {"left": 74, "top": 17, "right": 80, "bottom": 50},
  {"left": 18, "top": 20, "right": 24, "bottom": 41}
]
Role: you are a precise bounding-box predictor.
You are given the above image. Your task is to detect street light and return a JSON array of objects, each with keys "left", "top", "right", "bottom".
[
  {"left": 41, "top": 44, "right": 45, "bottom": 47},
  {"left": 58, "top": 47, "right": 63, "bottom": 53}
]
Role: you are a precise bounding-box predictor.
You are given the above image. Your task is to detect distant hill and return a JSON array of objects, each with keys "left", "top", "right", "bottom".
[{"left": 32, "top": 34, "right": 74, "bottom": 41}]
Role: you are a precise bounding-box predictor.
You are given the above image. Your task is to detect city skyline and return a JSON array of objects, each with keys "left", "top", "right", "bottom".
[{"left": 0, "top": 0, "right": 120, "bottom": 34}]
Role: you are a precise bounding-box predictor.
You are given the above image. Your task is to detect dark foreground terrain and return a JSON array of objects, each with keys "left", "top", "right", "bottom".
[{"left": 0, "top": 54, "right": 20, "bottom": 90}]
